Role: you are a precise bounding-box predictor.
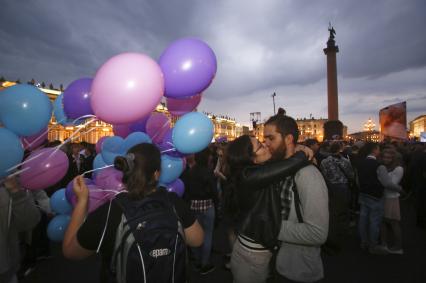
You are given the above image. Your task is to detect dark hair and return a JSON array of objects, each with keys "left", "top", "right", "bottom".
[
  {"left": 223, "top": 135, "right": 255, "bottom": 220},
  {"left": 330, "top": 142, "right": 342, "bottom": 154},
  {"left": 265, "top": 115, "right": 299, "bottom": 144},
  {"left": 358, "top": 142, "right": 379, "bottom": 159},
  {"left": 277, "top": 107, "right": 286, "bottom": 116},
  {"left": 194, "top": 147, "right": 211, "bottom": 168},
  {"left": 114, "top": 143, "right": 161, "bottom": 199},
  {"left": 225, "top": 135, "right": 255, "bottom": 177}
]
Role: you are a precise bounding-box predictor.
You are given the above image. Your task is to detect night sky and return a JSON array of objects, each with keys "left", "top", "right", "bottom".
[{"left": 1, "top": 0, "right": 425, "bottom": 132}]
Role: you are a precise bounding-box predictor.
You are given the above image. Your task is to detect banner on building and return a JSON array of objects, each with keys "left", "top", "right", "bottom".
[{"left": 379, "top": 101, "right": 407, "bottom": 140}]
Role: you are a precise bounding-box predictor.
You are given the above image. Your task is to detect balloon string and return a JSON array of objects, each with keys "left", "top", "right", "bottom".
[
  {"left": 22, "top": 126, "right": 51, "bottom": 150},
  {"left": 6, "top": 152, "right": 44, "bottom": 172},
  {"left": 161, "top": 148, "right": 177, "bottom": 154},
  {"left": 7, "top": 125, "right": 96, "bottom": 173},
  {"left": 1, "top": 167, "right": 31, "bottom": 182},
  {"left": 81, "top": 165, "right": 114, "bottom": 176},
  {"left": 49, "top": 117, "right": 98, "bottom": 158},
  {"left": 72, "top": 114, "right": 96, "bottom": 125},
  {"left": 150, "top": 120, "right": 171, "bottom": 141},
  {"left": 23, "top": 114, "right": 96, "bottom": 156}
]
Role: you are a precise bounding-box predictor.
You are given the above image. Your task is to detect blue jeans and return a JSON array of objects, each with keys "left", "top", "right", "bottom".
[
  {"left": 192, "top": 206, "right": 215, "bottom": 266},
  {"left": 358, "top": 194, "right": 384, "bottom": 246}
]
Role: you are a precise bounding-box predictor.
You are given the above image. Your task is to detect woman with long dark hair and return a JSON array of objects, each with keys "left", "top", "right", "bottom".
[
  {"left": 225, "top": 135, "right": 309, "bottom": 283},
  {"left": 63, "top": 143, "right": 203, "bottom": 282}
]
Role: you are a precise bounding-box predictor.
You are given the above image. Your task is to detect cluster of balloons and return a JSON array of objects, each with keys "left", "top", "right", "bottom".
[
  {"left": 0, "top": 37, "right": 217, "bottom": 241},
  {"left": 47, "top": 189, "right": 72, "bottom": 242}
]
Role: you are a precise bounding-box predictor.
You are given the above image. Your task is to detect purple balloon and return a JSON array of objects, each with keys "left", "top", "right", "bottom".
[
  {"left": 159, "top": 38, "right": 217, "bottom": 98},
  {"left": 20, "top": 148, "right": 69, "bottom": 191},
  {"left": 129, "top": 116, "right": 148, "bottom": 133},
  {"left": 113, "top": 124, "right": 132, "bottom": 138},
  {"left": 113, "top": 116, "right": 149, "bottom": 139},
  {"left": 146, "top": 113, "right": 170, "bottom": 144},
  {"left": 65, "top": 178, "right": 94, "bottom": 204},
  {"left": 21, "top": 127, "right": 48, "bottom": 151},
  {"left": 166, "top": 94, "right": 202, "bottom": 116},
  {"left": 94, "top": 167, "right": 125, "bottom": 192},
  {"left": 63, "top": 78, "right": 94, "bottom": 119},
  {"left": 165, "top": 178, "right": 185, "bottom": 197}
]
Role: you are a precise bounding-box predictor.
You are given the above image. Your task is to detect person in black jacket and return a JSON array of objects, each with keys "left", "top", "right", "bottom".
[
  {"left": 182, "top": 148, "right": 218, "bottom": 275},
  {"left": 225, "top": 135, "right": 309, "bottom": 283}
]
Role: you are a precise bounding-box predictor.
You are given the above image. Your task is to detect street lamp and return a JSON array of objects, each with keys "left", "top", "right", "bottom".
[{"left": 272, "top": 92, "right": 276, "bottom": 114}]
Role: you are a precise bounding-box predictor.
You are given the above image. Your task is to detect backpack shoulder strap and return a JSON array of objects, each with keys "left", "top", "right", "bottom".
[{"left": 291, "top": 178, "right": 303, "bottom": 224}]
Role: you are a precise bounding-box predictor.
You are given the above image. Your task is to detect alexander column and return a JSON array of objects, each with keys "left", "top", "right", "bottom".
[{"left": 323, "top": 25, "right": 343, "bottom": 140}]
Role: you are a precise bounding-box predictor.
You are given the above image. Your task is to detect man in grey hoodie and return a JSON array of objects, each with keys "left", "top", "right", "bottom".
[
  {"left": 264, "top": 115, "right": 329, "bottom": 283},
  {"left": 0, "top": 176, "right": 40, "bottom": 283}
]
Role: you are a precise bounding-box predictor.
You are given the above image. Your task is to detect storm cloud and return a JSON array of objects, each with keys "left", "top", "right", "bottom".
[{"left": 1, "top": 0, "right": 425, "bottom": 132}]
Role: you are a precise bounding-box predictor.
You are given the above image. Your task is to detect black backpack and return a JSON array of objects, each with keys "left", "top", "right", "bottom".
[{"left": 110, "top": 190, "right": 187, "bottom": 283}]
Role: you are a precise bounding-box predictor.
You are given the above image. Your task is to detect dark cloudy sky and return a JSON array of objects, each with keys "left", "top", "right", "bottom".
[{"left": 1, "top": 0, "right": 425, "bottom": 132}]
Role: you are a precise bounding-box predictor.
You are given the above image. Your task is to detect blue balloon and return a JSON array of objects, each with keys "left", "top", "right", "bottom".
[
  {"left": 159, "top": 155, "right": 184, "bottom": 184},
  {"left": 50, "top": 188, "right": 73, "bottom": 215},
  {"left": 101, "top": 136, "right": 125, "bottom": 165},
  {"left": 53, "top": 94, "right": 75, "bottom": 126},
  {"left": 0, "top": 84, "right": 52, "bottom": 136},
  {"left": 0, "top": 128, "right": 24, "bottom": 178},
  {"left": 47, "top": 214, "right": 71, "bottom": 242},
  {"left": 93, "top": 153, "right": 107, "bottom": 171},
  {"left": 172, "top": 112, "right": 214, "bottom": 154},
  {"left": 122, "top": 132, "right": 152, "bottom": 152}
]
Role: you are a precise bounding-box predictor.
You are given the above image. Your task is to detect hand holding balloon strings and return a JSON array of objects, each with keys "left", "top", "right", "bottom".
[{"left": 73, "top": 175, "right": 89, "bottom": 203}]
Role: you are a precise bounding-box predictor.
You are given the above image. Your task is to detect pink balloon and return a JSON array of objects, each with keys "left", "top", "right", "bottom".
[
  {"left": 91, "top": 53, "right": 164, "bottom": 124},
  {"left": 166, "top": 94, "right": 202, "bottom": 116},
  {"left": 69, "top": 184, "right": 116, "bottom": 214},
  {"left": 21, "top": 148, "right": 69, "bottom": 191},
  {"left": 21, "top": 127, "right": 48, "bottom": 151},
  {"left": 96, "top": 136, "right": 108, "bottom": 154},
  {"left": 146, "top": 113, "right": 170, "bottom": 144},
  {"left": 94, "top": 167, "right": 125, "bottom": 192}
]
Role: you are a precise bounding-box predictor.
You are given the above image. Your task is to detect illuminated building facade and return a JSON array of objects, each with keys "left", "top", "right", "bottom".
[
  {"left": 252, "top": 117, "right": 348, "bottom": 143},
  {"left": 203, "top": 112, "right": 246, "bottom": 141},
  {"left": 1, "top": 79, "right": 246, "bottom": 144},
  {"left": 409, "top": 115, "right": 426, "bottom": 139},
  {"left": 347, "top": 118, "right": 380, "bottom": 142},
  {"left": 347, "top": 130, "right": 380, "bottom": 142}
]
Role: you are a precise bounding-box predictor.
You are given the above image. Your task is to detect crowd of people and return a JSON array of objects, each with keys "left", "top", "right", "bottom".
[{"left": 1, "top": 111, "right": 426, "bottom": 283}]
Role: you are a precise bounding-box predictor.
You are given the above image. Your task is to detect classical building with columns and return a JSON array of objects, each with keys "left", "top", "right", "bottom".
[{"left": 0, "top": 79, "right": 247, "bottom": 143}]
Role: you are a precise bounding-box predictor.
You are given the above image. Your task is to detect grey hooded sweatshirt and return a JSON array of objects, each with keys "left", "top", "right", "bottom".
[{"left": 0, "top": 186, "right": 40, "bottom": 282}]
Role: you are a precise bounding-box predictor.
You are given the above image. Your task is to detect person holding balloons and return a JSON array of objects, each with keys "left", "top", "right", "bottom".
[
  {"left": 63, "top": 143, "right": 204, "bottom": 282},
  {"left": 0, "top": 176, "right": 41, "bottom": 283}
]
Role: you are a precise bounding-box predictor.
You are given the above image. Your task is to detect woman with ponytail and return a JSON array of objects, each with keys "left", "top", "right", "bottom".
[{"left": 63, "top": 143, "right": 203, "bottom": 282}]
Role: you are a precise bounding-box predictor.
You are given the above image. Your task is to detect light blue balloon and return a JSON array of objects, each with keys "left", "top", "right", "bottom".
[
  {"left": 0, "top": 128, "right": 24, "bottom": 178},
  {"left": 101, "top": 136, "right": 125, "bottom": 165},
  {"left": 159, "top": 155, "right": 184, "bottom": 184},
  {"left": 172, "top": 112, "right": 214, "bottom": 154},
  {"left": 0, "top": 84, "right": 52, "bottom": 136},
  {"left": 53, "top": 94, "right": 75, "bottom": 126},
  {"left": 50, "top": 188, "right": 73, "bottom": 215},
  {"left": 47, "top": 214, "right": 71, "bottom": 242},
  {"left": 93, "top": 153, "right": 107, "bottom": 171},
  {"left": 122, "top": 132, "right": 152, "bottom": 152}
]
